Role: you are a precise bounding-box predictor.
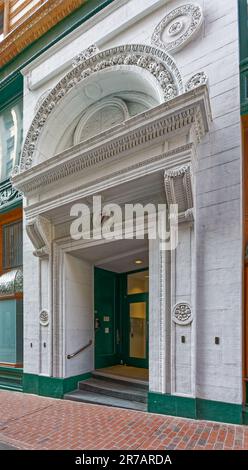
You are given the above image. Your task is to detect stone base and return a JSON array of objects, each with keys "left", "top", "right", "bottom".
[
  {"left": 23, "top": 372, "right": 91, "bottom": 398},
  {"left": 148, "top": 392, "right": 243, "bottom": 425}
]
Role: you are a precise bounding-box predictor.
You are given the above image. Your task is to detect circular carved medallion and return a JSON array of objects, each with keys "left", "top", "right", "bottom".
[
  {"left": 40, "top": 309, "right": 49, "bottom": 327},
  {"left": 173, "top": 303, "right": 192, "bottom": 325},
  {"left": 151, "top": 3, "right": 203, "bottom": 53}
]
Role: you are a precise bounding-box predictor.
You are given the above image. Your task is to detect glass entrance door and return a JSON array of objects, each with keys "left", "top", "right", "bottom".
[
  {"left": 123, "top": 269, "right": 149, "bottom": 368},
  {"left": 127, "top": 294, "right": 148, "bottom": 368}
]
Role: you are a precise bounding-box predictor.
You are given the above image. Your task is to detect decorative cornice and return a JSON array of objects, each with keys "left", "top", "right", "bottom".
[
  {"left": 12, "top": 86, "right": 211, "bottom": 196},
  {"left": 17, "top": 43, "right": 184, "bottom": 172},
  {"left": 151, "top": 3, "right": 203, "bottom": 54},
  {"left": 0, "top": 0, "right": 86, "bottom": 68},
  {"left": 164, "top": 163, "right": 194, "bottom": 223},
  {"left": 24, "top": 143, "right": 194, "bottom": 221}
]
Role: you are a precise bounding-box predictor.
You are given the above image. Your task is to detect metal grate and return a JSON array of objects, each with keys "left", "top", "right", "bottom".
[{"left": 2, "top": 221, "right": 23, "bottom": 270}]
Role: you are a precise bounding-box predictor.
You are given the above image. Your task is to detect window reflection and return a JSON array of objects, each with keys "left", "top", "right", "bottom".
[
  {"left": 127, "top": 270, "right": 149, "bottom": 295},
  {"left": 129, "top": 302, "right": 146, "bottom": 359},
  {"left": 0, "top": 9, "right": 3, "bottom": 41},
  {"left": 0, "top": 100, "right": 23, "bottom": 181}
]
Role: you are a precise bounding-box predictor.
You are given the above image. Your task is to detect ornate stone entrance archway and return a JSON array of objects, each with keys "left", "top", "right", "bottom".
[{"left": 12, "top": 43, "right": 211, "bottom": 400}]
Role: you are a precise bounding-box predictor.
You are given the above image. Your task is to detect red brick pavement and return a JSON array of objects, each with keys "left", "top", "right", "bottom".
[{"left": 0, "top": 390, "right": 248, "bottom": 450}]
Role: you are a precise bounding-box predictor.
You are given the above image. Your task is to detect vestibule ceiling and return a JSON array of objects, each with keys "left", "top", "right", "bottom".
[
  {"left": 71, "top": 238, "right": 149, "bottom": 273},
  {"left": 34, "top": 171, "right": 165, "bottom": 227}
]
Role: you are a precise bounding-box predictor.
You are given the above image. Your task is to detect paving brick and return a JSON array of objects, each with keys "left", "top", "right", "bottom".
[{"left": 0, "top": 391, "right": 247, "bottom": 450}]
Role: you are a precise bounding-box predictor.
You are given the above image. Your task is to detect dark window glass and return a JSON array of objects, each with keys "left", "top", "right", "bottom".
[
  {"left": 0, "top": 99, "right": 23, "bottom": 180},
  {"left": 3, "top": 221, "right": 23, "bottom": 270},
  {"left": 0, "top": 10, "right": 3, "bottom": 36}
]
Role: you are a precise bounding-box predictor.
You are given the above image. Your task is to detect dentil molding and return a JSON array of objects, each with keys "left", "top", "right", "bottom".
[{"left": 12, "top": 85, "right": 211, "bottom": 196}]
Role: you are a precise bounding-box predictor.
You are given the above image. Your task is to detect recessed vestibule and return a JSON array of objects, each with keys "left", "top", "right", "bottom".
[{"left": 62, "top": 237, "right": 150, "bottom": 410}]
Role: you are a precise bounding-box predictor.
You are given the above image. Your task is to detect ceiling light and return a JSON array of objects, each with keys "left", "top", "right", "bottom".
[{"left": 135, "top": 259, "right": 143, "bottom": 265}]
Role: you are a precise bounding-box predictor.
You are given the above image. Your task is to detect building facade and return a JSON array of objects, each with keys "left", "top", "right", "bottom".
[
  {"left": 1, "top": 0, "right": 247, "bottom": 425},
  {"left": 0, "top": 0, "right": 113, "bottom": 388}
]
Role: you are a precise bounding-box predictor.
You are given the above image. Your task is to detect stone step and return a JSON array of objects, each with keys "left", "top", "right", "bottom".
[
  {"left": 92, "top": 370, "right": 148, "bottom": 390},
  {"left": 79, "top": 378, "right": 147, "bottom": 403},
  {"left": 64, "top": 389, "right": 148, "bottom": 412}
]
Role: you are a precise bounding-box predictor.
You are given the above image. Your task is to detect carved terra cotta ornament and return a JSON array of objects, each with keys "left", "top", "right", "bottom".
[
  {"left": 18, "top": 44, "right": 184, "bottom": 172},
  {"left": 39, "top": 310, "right": 49, "bottom": 327},
  {"left": 185, "top": 71, "right": 208, "bottom": 91},
  {"left": 72, "top": 44, "right": 100, "bottom": 67},
  {"left": 151, "top": 3, "right": 203, "bottom": 53},
  {"left": 173, "top": 302, "right": 192, "bottom": 325}
]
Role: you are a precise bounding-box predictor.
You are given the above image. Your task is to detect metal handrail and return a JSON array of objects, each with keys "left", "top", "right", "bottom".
[{"left": 66, "top": 339, "right": 93, "bottom": 360}]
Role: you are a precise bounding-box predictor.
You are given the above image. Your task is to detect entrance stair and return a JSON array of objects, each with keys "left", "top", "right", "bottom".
[{"left": 64, "top": 369, "right": 148, "bottom": 412}]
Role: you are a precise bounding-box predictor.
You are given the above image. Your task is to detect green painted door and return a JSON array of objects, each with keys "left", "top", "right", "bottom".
[{"left": 94, "top": 267, "right": 119, "bottom": 369}]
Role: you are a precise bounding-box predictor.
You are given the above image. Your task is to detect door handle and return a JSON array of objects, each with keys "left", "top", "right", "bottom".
[
  {"left": 116, "top": 328, "right": 120, "bottom": 344},
  {"left": 95, "top": 318, "right": 101, "bottom": 330}
]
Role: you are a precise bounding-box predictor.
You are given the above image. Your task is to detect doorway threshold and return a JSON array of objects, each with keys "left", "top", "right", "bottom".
[{"left": 95, "top": 365, "right": 148, "bottom": 386}]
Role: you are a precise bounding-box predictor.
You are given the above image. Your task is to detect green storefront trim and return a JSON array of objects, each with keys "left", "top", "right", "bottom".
[
  {"left": 23, "top": 372, "right": 91, "bottom": 398},
  {"left": 0, "top": 75, "right": 23, "bottom": 113},
  {"left": 238, "top": 0, "right": 248, "bottom": 63},
  {"left": 148, "top": 392, "right": 197, "bottom": 420},
  {"left": 148, "top": 392, "right": 243, "bottom": 425},
  {"left": 243, "top": 407, "right": 248, "bottom": 425},
  {"left": 240, "top": 58, "right": 248, "bottom": 115},
  {"left": 239, "top": 0, "right": 248, "bottom": 113},
  {"left": 0, "top": 366, "right": 23, "bottom": 392}
]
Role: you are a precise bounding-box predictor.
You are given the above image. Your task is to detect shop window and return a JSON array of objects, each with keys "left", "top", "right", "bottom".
[
  {"left": 2, "top": 221, "right": 23, "bottom": 270},
  {"left": 0, "top": 99, "right": 23, "bottom": 181}
]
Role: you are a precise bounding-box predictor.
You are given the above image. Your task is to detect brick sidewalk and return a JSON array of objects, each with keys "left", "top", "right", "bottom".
[{"left": 0, "top": 390, "right": 248, "bottom": 450}]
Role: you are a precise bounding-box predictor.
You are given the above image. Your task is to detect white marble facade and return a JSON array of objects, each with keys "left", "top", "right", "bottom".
[{"left": 12, "top": 0, "right": 242, "bottom": 409}]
